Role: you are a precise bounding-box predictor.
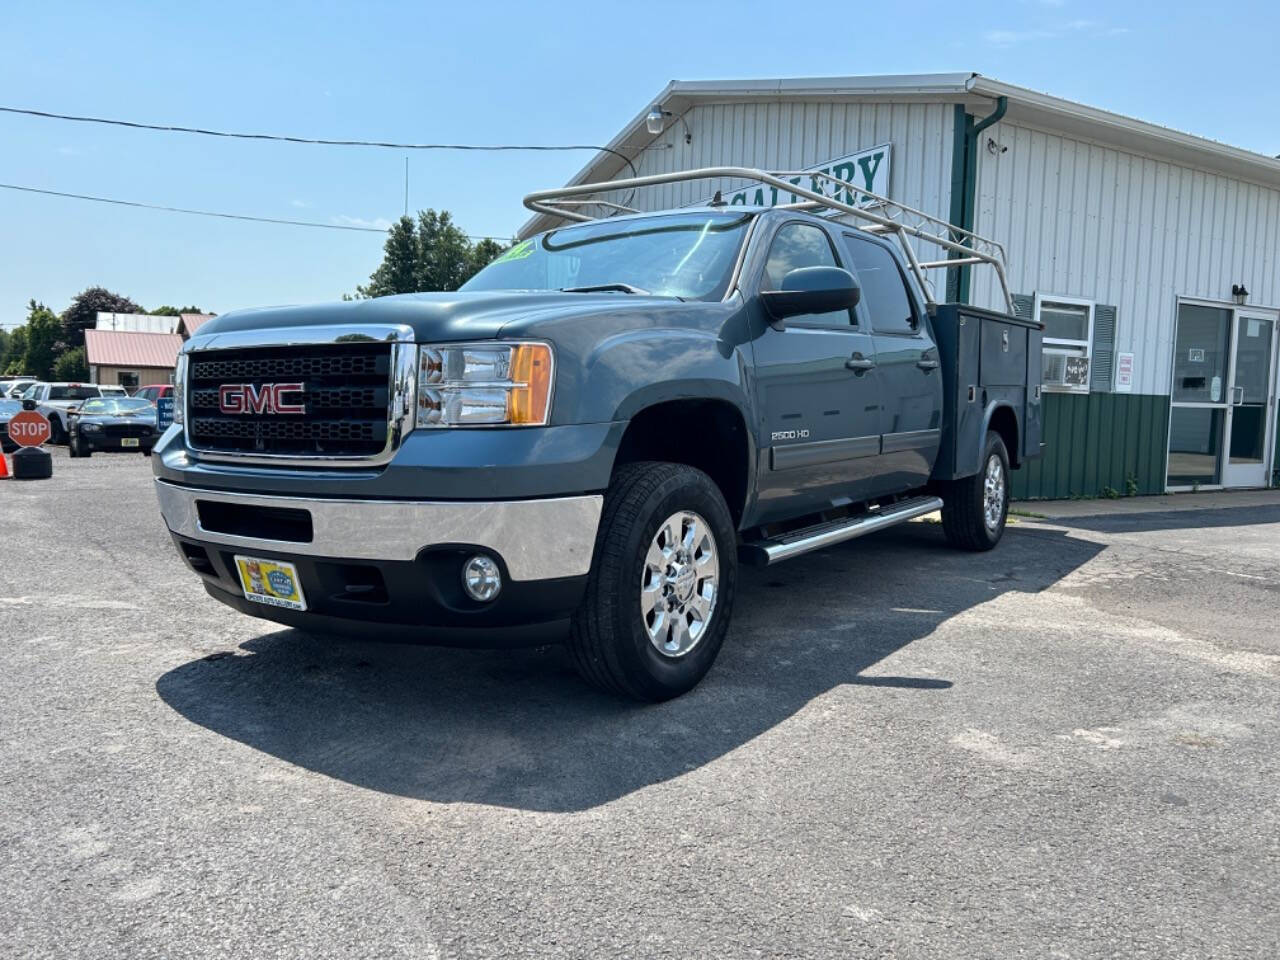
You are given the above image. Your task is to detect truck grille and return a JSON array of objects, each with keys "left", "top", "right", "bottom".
[{"left": 187, "top": 342, "right": 393, "bottom": 457}]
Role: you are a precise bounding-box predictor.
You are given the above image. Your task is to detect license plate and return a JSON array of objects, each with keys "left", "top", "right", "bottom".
[
  {"left": 121, "top": 437, "right": 140, "bottom": 447},
  {"left": 234, "top": 555, "right": 307, "bottom": 611}
]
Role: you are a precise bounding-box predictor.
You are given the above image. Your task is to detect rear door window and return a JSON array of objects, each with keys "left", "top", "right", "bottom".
[
  {"left": 49, "top": 386, "right": 101, "bottom": 401},
  {"left": 842, "top": 235, "right": 917, "bottom": 335}
]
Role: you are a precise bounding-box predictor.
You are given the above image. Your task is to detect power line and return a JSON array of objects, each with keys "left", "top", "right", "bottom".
[
  {"left": 0, "top": 182, "right": 511, "bottom": 241},
  {"left": 0, "top": 104, "right": 639, "bottom": 178}
]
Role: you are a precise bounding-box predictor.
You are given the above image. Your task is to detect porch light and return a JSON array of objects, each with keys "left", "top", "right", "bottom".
[
  {"left": 645, "top": 106, "right": 692, "bottom": 144},
  {"left": 1232, "top": 283, "right": 1249, "bottom": 305}
]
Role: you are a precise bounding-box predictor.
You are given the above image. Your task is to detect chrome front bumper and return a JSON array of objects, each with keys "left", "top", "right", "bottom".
[{"left": 154, "top": 480, "right": 602, "bottom": 581}]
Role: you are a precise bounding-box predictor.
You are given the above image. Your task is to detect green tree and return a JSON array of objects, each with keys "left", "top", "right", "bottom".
[
  {"left": 0, "top": 328, "right": 10, "bottom": 373},
  {"left": 61, "top": 286, "right": 144, "bottom": 350},
  {"left": 150, "top": 304, "right": 206, "bottom": 317},
  {"left": 21, "top": 300, "right": 61, "bottom": 380},
  {"left": 4, "top": 326, "right": 28, "bottom": 375},
  {"left": 53, "top": 345, "right": 89, "bottom": 381},
  {"left": 468, "top": 237, "right": 506, "bottom": 277},
  {"left": 356, "top": 217, "right": 418, "bottom": 298},
  {"left": 413, "top": 209, "right": 473, "bottom": 292},
  {"left": 355, "top": 210, "right": 506, "bottom": 298}
]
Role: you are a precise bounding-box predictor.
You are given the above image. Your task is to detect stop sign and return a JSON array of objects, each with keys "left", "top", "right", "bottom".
[{"left": 8, "top": 410, "right": 52, "bottom": 447}]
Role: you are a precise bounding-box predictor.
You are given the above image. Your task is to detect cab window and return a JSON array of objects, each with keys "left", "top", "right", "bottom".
[
  {"left": 842, "top": 235, "right": 917, "bottom": 335},
  {"left": 762, "top": 223, "right": 852, "bottom": 327}
]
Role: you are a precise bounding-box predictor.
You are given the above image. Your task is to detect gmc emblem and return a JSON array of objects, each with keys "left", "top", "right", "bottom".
[{"left": 219, "top": 382, "right": 306, "bottom": 415}]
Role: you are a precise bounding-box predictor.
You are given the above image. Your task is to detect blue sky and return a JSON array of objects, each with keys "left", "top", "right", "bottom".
[{"left": 2, "top": 0, "right": 1277, "bottom": 326}]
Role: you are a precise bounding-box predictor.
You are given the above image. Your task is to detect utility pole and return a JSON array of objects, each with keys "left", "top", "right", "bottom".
[{"left": 404, "top": 157, "right": 409, "bottom": 217}]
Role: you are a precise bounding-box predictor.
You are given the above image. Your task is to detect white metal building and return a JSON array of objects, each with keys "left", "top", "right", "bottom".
[{"left": 522, "top": 73, "right": 1280, "bottom": 497}]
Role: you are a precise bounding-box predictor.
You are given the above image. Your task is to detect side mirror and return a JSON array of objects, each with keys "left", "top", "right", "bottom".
[{"left": 760, "top": 266, "right": 860, "bottom": 327}]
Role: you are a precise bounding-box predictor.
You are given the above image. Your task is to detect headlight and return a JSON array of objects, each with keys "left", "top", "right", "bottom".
[
  {"left": 173, "top": 354, "right": 187, "bottom": 425},
  {"left": 83, "top": 422, "right": 102, "bottom": 432},
  {"left": 416, "top": 342, "right": 553, "bottom": 428}
]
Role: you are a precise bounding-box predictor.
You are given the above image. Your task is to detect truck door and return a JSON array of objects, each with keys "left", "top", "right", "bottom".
[
  {"left": 748, "top": 220, "right": 886, "bottom": 524},
  {"left": 841, "top": 232, "right": 944, "bottom": 493}
]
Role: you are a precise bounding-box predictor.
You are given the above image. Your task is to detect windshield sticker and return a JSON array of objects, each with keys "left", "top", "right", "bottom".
[{"left": 495, "top": 239, "right": 534, "bottom": 263}]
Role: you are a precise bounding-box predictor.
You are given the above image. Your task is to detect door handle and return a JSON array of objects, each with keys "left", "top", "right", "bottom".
[
  {"left": 846, "top": 354, "right": 876, "bottom": 373},
  {"left": 916, "top": 358, "right": 940, "bottom": 371}
]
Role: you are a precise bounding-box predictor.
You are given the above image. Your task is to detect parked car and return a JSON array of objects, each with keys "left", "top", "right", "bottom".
[
  {"left": 152, "top": 167, "right": 1043, "bottom": 701},
  {"left": 0, "top": 378, "right": 37, "bottom": 399},
  {"left": 133, "top": 384, "right": 174, "bottom": 404},
  {"left": 0, "top": 397, "right": 23, "bottom": 452},
  {"left": 20, "top": 382, "right": 125, "bottom": 443},
  {"left": 67, "top": 397, "right": 159, "bottom": 457}
]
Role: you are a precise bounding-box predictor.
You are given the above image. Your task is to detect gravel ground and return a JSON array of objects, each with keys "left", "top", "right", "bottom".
[{"left": 2, "top": 448, "right": 1278, "bottom": 959}]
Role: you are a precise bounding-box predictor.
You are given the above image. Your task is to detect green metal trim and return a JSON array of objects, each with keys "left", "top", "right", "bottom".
[
  {"left": 945, "top": 105, "right": 968, "bottom": 303},
  {"left": 945, "top": 97, "right": 1007, "bottom": 305},
  {"left": 1010, "top": 392, "right": 1171, "bottom": 500},
  {"left": 1274, "top": 407, "right": 1280, "bottom": 487}
]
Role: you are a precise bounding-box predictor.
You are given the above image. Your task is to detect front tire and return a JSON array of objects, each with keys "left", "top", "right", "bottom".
[
  {"left": 569, "top": 462, "right": 737, "bottom": 702},
  {"left": 941, "top": 431, "right": 1010, "bottom": 551},
  {"left": 47, "top": 415, "right": 65, "bottom": 444}
]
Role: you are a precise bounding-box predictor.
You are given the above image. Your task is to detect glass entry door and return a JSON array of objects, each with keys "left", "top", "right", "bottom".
[
  {"left": 1167, "top": 303, "right": 1278, "bottom": 489},
  {"left": 1223, "top": 314, "right": 1276, "bottom": 487}
]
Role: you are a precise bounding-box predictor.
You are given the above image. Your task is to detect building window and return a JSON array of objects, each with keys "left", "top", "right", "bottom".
[{"left": 1037, "top": 294, "right": 1094, "bottom": 393}]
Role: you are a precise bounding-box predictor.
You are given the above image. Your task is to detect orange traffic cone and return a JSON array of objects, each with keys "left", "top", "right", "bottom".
[{"left": 0, "top": 452, "right": 9, "bottom": 479}]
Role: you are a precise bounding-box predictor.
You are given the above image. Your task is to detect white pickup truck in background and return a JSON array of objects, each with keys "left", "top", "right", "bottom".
[{"left": 20, "top": 381, "right": 128, "bottom": 443}]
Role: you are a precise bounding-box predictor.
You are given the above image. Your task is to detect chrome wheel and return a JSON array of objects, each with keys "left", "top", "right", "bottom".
[
  {"left": 640, "top": 510, "right": 719, "bottom": 658},
  {"left": 983, "top": 453, "right": 1006, "bottom": 532}
]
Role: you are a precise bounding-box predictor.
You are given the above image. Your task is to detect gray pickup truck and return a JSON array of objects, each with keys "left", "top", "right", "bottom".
[{"left": 153, "top": 167, "right": 1041, "bottom": 701}]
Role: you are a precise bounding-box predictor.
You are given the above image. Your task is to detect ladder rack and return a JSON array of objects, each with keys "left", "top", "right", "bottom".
[{"left": 523, "top": 166, "right": 1014, "bottom": 314}]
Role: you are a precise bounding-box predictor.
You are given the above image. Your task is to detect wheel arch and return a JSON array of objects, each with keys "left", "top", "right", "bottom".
[
  {"left": 983, "top": 402, "right": 1021, "bottom": 469},
  {"left": 612, "top": 395, "right": 755, "bottom": 528}
]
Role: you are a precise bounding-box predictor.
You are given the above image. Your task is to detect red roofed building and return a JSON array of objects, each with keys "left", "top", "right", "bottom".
[
  {"left": 178, "top": 313, "right": 215, "bottom": 338},
  {"left": 84, "top": 329, "right": 184, "bottom": 391}
]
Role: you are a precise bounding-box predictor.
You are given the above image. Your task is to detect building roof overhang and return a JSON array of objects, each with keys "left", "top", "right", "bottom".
[{"left": 518, "top": 73, "right": 1280, "bottom": 238}]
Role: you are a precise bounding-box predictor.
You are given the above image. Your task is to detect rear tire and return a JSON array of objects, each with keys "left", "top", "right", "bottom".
[
  {"left": 569, "top": 462, "right": 737, "bottom": 702},
  {"left": 942, "top": 431, "right": 1010, "bottom": 551}
]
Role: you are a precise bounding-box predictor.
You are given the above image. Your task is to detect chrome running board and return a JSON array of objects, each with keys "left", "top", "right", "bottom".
[{"left": 739, "top": 495, "right": 943, "bottom": 567}]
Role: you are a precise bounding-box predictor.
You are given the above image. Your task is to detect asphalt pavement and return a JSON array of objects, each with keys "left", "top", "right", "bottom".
[{"left": 2, "top": 448, "right": 1278, "bottom": 959}]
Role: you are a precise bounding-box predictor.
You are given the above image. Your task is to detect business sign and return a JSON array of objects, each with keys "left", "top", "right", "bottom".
[
  {"left": 156, "top": 397, "right": 175, "bottom": 431},
  {"left": 1115, "top": 352, "right": 1134, "bottom": 393},
  {"left": 704, "top": 144, "right": 892, "bottom": 209}
]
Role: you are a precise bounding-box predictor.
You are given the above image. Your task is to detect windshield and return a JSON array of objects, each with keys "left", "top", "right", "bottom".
[
  {"left": 49, "top": 386, "right": 101, "bottom": 401},
  {"left": 460, "top": 212, "right": 753, "bottom": 301},
  {"left": 79, "top": 398, "right": 153, "bottom": 415}
]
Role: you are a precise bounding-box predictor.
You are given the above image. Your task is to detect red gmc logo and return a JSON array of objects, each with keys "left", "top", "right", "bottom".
[{"left": 218, "top": 382, "right": 306, "bottom": 415}]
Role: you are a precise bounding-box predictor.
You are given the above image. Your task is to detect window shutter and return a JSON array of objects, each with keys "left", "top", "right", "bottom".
[
  {"left": 1011, "top": 293, "right": 1035, "bottom": 321},
  {"left": 1091, "top": 304, "right": 1117, "bottom": 393}
]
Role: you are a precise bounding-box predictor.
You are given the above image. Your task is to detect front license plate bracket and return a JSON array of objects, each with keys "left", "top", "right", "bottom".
[{"left": 233, "top": 555, "right": 307, "bottom": 611}]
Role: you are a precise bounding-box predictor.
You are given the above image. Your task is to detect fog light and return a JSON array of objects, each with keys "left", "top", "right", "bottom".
[{"left": 462, "top": 555, "right": 502, "bottom": 602}]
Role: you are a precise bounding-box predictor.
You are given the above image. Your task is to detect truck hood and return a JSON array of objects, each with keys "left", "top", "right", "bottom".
[{"left": 192, "top": 291, "right": 702, "bottom": 344}]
